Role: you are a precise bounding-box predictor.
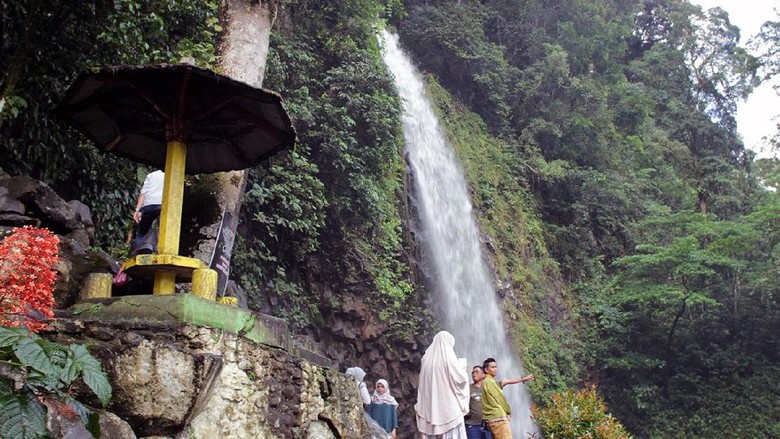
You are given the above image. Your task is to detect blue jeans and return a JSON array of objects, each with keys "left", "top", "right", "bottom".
[{"left": 466, "top": 423, "right": 493, "bottom": 439}]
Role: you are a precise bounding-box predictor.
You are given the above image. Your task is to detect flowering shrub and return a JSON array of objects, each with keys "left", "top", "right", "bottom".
[
  {"left": 0, "top": 227, "right": 111, "bottom": 439},
  {"left": 534, "top": 385, "right": 633, "bottom": 439},
  {"left": 0, "top": 226, "right": 59, "bottom": 331}
]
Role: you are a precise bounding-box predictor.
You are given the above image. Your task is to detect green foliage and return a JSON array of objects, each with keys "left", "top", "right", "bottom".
[
  {"left": 247, "top": 152, "right": 328, "bottom": 260},
  {"left": 0, "top": 385, "right": 47, "bottom": 439},
  {"left": 96, "top": 0, "right": 221, "bottom": 67},
  {"left": 397, "top": 1, "right": 773, "bottom": 436},
  {"left": 231, "top": 1, "right": 418, "bottom": 336},
  {"left": 535, "top": 385, "right": 633, "bottom": 439},
  {"left": 232, "top": 151, "right": 328, "bottom": 328},
  {"left": 400, "top": 1, "right": 515, "bottom": 132},
  {"left": 0, "top": 327, "right": 111, "bottom": 439},
  {"left": 581, "top": 205, "right": 780, "bottom": 436},
  {"left": 0, "top": 0, "right": 218, "bottom": 248},
  {"left": 514, "top": 312, "right": 581, "bottom": 404}
]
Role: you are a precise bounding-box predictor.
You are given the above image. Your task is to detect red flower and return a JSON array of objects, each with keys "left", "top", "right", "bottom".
[{"left": 0, "top": 226, "right": 59, "bottom": 332}]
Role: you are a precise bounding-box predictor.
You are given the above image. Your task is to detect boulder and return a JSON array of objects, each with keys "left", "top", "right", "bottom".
[
  {"left": 98, "top": 412, "right": 137, "bottom": 439},
  {"left": 0, "top": 186, "right": 25, "bottom": 214},
  {"left": 67, "top": 200, "right": 95, "bottom": 240},
  {"left": 53, "top": 236, "right": 93, "bottom": 309},
  {"left": 43, "top": 400, "right": 136, "bottom": 439},
  {"left": 0, "top": 175, "right": 82, "bottom": 233},
  {"left": 0, "top": 212, "right": 38, "bottom": 227},
  {"left": 109, "top": 340, "right": 223, "bottom": 435}
]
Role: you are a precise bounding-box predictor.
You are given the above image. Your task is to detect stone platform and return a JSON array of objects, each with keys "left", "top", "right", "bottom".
[
  {"left": 46, "top": 295, "right": 357, "bottom": 438},
  {"left": 71, "top": 294, "right": 292, "bottom": 350}
]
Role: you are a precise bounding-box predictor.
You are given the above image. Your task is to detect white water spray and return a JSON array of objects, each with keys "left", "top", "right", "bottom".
[{"left": 380, "top": 30, "right": 538, "bottom": 438}]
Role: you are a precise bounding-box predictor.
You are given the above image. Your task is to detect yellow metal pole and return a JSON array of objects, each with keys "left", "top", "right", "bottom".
[
  {"left": 153, "top": 271, "right": 176, "bottom": 295},
  {"left": 153, "top": 139, "right": 187, "bottom": 295}
]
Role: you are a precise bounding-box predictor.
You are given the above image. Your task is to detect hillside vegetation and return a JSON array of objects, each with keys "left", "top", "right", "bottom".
[
  {"left": 396, "top": 0, "right": 779, "bottom": 437},
  {"left": 1, "top": 0, "right": 778, "bottom": 437}
]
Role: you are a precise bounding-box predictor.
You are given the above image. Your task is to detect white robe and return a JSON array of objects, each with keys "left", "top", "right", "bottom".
[{"left": 415, "top": 331, "right": 470, "bottom": 437}]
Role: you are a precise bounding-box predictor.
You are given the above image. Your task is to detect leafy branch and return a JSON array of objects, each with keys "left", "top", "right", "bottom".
[{"left": 0, "top": 327, "right": 112, "bottom": 439}]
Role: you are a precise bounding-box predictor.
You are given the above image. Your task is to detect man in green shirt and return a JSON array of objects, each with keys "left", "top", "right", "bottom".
[
  {"left": 465, "top": 365, "right": 491, "bottom": 439},
  {"left": 481, "top": 358, "right": 534, "bottom": 439}
]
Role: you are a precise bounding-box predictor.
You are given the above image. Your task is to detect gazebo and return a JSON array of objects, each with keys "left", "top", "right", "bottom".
[{"left": 58, "top": 63, "right": 295, "bottom": 297}]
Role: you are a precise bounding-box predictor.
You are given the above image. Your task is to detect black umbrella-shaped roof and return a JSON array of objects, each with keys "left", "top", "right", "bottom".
[{"left": 57, "top": 63, "right": 296, "bottom": 174}]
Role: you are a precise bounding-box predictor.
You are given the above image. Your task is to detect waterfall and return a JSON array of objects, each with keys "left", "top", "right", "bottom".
[{"left": 380, "top": 30, "right": 537, "bottom": 438}]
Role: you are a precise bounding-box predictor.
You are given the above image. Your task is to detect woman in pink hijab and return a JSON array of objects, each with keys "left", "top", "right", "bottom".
[{"left": 415, "top": 331, "right": 470, "bottom": 438}]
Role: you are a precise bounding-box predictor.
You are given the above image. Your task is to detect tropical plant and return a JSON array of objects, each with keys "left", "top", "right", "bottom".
[
  {"left": 0, "top": 327, "right": 112, "bottom": 439},
  {"left": 534, "top": 385, "right": 633, "bottom": 439}
]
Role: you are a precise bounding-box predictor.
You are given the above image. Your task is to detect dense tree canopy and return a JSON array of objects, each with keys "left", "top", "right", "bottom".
[
  {"left": 397, "top": 0, "right": 777, "bottom": 437},
  {"left": 0, "top": 0, "right": 221, "bottom": 245}
]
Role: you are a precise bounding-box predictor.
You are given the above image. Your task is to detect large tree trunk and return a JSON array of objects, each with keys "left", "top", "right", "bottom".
[{"left": 182, "top": 0, "right": 277, "bottom": 295}]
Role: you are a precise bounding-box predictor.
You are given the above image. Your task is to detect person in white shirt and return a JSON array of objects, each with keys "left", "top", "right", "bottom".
[{"left": 132, "top": 170, "right": 164, "bottom": 254}]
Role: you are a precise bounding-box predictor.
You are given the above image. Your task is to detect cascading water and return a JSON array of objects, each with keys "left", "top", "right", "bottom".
[{"left": 381, "top": 30, "right": 538, "bottom": 438}]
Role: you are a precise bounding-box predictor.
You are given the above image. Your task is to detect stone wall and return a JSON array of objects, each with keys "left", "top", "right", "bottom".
[{"left": 44, "top": 314, "right": 376, "bottom": 439}]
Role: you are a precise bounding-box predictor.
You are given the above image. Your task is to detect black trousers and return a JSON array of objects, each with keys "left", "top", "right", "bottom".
[{"left": 133, "top": 204, "right": 161, "bottom": 253}]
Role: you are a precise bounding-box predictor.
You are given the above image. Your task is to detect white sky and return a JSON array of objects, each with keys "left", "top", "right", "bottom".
[{"left": 690, "top": 0, "right": 779, "bottom": 158}]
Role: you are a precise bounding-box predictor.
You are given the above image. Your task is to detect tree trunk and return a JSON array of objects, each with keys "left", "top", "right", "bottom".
[
  {"left": 666, "top": 297, "right": 687, "bottom": 353},
  {"left": 182, "top": 0, "right": 277, "bottom": 295}
]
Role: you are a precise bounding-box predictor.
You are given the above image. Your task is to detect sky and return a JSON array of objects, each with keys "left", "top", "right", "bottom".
[{"left": 690, "top": 0, "right": 779, "bottom": 159}]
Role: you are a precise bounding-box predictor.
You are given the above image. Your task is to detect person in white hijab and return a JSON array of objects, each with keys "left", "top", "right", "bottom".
[
  {"left": 368, "top": 378, "right": 399, "bottom": 438},
  {"left": 345, "top": 366, "right": 371, "bottom": 406},
  {"left": 415, "top": 331, "right": 470, "bottom": 438}
]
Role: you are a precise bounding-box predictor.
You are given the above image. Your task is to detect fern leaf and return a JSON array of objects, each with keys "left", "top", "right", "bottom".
[
  {"left": 59, "top": 357, "right": 79, "bottom": 385},
  {"left": 70, "top": 344, "right": 111, "bottom": 406},
  {"left": 26, "top": 368, "right": 63, "bottom": 392},
  {"left": 69, "top": 344, "right": 101, "bottom": 371},
  {"left": 37, "top": 338, "right": 69, "bottom": 366}
]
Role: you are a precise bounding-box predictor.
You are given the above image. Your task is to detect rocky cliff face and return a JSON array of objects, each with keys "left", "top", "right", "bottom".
[
  {"left": 235, "top": 161, "right": 437, "bottom": 438},
  {"left": 248, "top": 229, "right": 436, "bottom": 438},
  {"left": 44, "top": 314, "right": 377, "bottom": 438}
]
